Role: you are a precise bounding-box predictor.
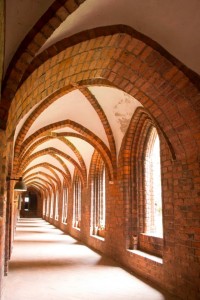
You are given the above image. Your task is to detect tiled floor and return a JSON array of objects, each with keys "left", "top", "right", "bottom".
[{"left": 3, "top": 218, "right": 177, "bottom": 300}]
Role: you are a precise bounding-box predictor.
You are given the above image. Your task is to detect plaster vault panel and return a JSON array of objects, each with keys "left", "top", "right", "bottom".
[
  {"left": 24, "top": 155, "right": 66, "bottom": 173},
  {"left": 57, "top": 155, "right": 75, "bottom": 178},
  {"left": 25, "top": 166, "right": 55, "bottom": 177},
  {"left": 66, "top": 137, "right": 94, "bottom": 175},
  {"left": 24, "top": 89, "right": 109, "bottom": 148},
  {"left": 38, "top": 0, "right": 200, "bottom": 74},
  {"left": 31, "top": 139, "right": 80, "bottom": 165},
  {"left": 88, "top": 86, "right": 142, "bottom": 155},
  {"left": 24, "top": 166, "right": 64, "bottom": 182}
]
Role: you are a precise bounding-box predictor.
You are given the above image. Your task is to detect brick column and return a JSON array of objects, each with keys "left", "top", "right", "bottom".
[{"left": 0, "top": 129, "right": 6, "bottom": 297}]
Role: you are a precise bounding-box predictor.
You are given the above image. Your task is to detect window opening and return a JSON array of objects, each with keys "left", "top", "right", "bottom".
[
  {"left": 55, "top": 190, "right": 59, "bottom": 220},
  {"left": 73, "top": 176, "right": 81, "bottom": 228},
  {"left": 24, "top": 196, "right": 29, "bottom": 211},
  {"left": 91, "top": 164, "right": 106, "bottom": 237},
  {"left": 144, "top": 128, "right": 163, "bottom": 237}
]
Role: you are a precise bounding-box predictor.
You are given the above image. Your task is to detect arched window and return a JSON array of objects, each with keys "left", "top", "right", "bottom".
[
  {"left": 91, "top": 163, "right": 106, "bottom": 238},
  {"left": 73, "top": 175, "right": 82, "bottom": 228},
  {"left": 144, "top": 127, "right": 163, "bottom": 237},
  {"left": 125, "top": 109, "right": 165, "bottom": 258},
  {"left": 62, "top": 187, "right": 68, "bottom": 224}
]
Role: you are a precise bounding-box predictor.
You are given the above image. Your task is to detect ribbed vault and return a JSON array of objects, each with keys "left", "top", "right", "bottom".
[{"left": 12, "top": 82, "right": 141, "bottom": 191}]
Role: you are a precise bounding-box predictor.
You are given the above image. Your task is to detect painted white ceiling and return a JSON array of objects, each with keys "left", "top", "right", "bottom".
[
  {"left": 24, "top": 155, "right": 66, "bottom": 172},
  {"left": 88, "top": 86, "right": 142, "bottom": 154},
  {"left": 39, "top": 0, "right": 200, "bottom": 74},
  {"left": 5, "top": 0, "right": 200, "bottom": 75},
  {"left": 24, "top": 89, "right": 109, "bottom": 146},
  {"left": 56, "top": 155, "right": 75, "bottom": 178},
  {"left": 25, "top": 166, "right": 58, "bottom": 179},
  {"left": 32, "top": 139, "right": 80, "bottom": 164},
  {"left": 66, "top": 136, "right": 94, "bottom": 176}
]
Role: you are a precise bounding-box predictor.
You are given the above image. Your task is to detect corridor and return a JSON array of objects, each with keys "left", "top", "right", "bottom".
[{"left": 4, "top": 219, "right": 176, "bottom": 300}]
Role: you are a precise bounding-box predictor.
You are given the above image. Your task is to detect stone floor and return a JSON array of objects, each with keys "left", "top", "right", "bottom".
[{"left": 3, "top": 218, "right": 178, "bottom": 300}]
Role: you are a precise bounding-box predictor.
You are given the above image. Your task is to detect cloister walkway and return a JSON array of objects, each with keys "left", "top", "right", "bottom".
[{"left": 4, "top": 218, "right": 177, "bottom": 300}]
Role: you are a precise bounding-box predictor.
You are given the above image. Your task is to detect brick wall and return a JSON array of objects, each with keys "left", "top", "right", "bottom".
[{"left": 0, "top": 130, "right": 6, "bottom": 298}]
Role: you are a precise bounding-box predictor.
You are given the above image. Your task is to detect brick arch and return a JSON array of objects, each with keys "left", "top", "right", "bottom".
[
  {"left": 89, "top": 150, "right": 105, "bottom": 179},
  {"left": 119, "top": 107, "right": 176, "bottom": 164},
  {"left": 18, "top": 25, "right": 200, "bottom": 95},
  {"left": 89, "top": 150, "right": 101, "bottom": 179},
  {"left": 18, "top": 135, "right": 86, "bottom": 180},
  {"left": 3, "top": 24, "right": 200, "bottom": 131},
  {"left": 35, "top": 184, "right": 51, "bottom": 197},
  {"left": 27, "top": 182, "right": 46, "bottom": 194},
  {"left": 50, "top": 153, "right": 72, "bottom": 183},
  {"left": 19, "top": 147, "right": 86, "bottom": 187},
  {"left": 1, "top": 0, "right": 86, "bottom": 127},
  {"left": 23, "top": 162, "right": 71, "bottom": 185},
  {"left": 19, "top": 136, "right": 55, "bottom": 162},
  {"left": 79, "top": 87, "right": 117, "bottom": 169},
  {"left": 129, "top": 115, "right": 160, "bottom": 236},
  {"left": 27, "top": 165, "right": 62, "bottom": 188},
  {"left": 72, "top": 168, "right": 84, "bottom": 190},
  {"left": 28, "top": 184, "right": 43, "bottom": 194},
  {"left": 57, "top": 132, "right": 114, "bottom": 181},
  {"left": 14, "top": 85, "right": 116, "bottom": 171},
  {"left": 24, "top": 171, "right": 59, "bottom": 187},
  {"left": 14, "top": 121, "right": 113, "bottom": 181},
  {"left": 7, "top": 32, "right": 200, "bottom": 164},
  {"left": 27, "top": 185, "right": 41, "bottom": 193},
  {"left": 26, "top": 176, "right": 54, "bottom": 190},
  {"left": 120, "top": 106, "right": 174, "bottom": 171},
  {"left": 13, "top": 85, "right": 76, "bottom": 155},
  {"left": 58, "top": 136, "right": 87, "bottom": 178},
  {"left": 16, "top": 138, "right": 72, "bottom": 184},
  {"left": 118, "top": 106, "right": 173, "bottom": 248}
]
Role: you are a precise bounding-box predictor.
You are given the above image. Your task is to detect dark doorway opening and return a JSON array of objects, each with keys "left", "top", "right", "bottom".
[{"left": 20, "top": 191, "right": 38, "bottom": 218}]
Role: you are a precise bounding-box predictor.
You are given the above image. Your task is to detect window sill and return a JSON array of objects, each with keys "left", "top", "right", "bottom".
[
  {"left": 91, "top": 234, "right": 105, "bottom": 241},
  {"left": 73, "top": 226, "right": 80, "bottom": 231},
  {"left": 97, "top": 229, "right": 105, "bottom": 238},
  {"left": 127, "top": 249, "right": 163, "bottom": 264},
  {"left": 73, "top": 221, "right": 81, "bottom": 230},
  {"left": 140, "top": 232, "right": 163, "bottom": 239}
]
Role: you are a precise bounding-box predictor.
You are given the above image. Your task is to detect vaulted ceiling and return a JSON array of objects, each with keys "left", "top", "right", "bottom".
[{"left": 2, "top": 0, "right": 200, "bottom": 193}]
